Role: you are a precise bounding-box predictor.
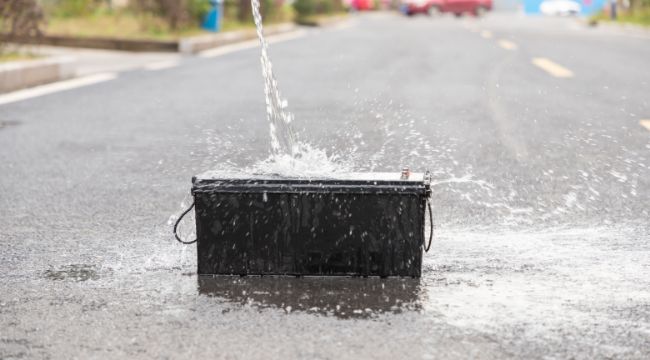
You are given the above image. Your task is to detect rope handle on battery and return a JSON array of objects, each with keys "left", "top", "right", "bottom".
[
  {"left": 174, "top": 202, "right": 197, "bottom": 245},
  {"left": 423, "top": 169, "right": 434, "bottom": 252},
  {"left": 424, "top": 199, "right": 434, "bottom": 253}
]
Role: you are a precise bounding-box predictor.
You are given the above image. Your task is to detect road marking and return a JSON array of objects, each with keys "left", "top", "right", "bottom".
[
  {"left": 0, "top": 72, "right": 117, "bottom": 106},
  {"left": 498, "top": 39, "right": 517, "bottom": 50},
  {"left": 143, "top": 60, "right": 179, "bottom": 71},
  {"left": 480, "top": 30, "right": 493, "bottom": 39},
  {"left": 640, "top": 120, "right": 650, "bottom": 131},
  {"left": 531, "top": 57, "right": 574, "bottom": 78},
  {"left": 199, "top": 30, "right": 306, "bottom": 58}
]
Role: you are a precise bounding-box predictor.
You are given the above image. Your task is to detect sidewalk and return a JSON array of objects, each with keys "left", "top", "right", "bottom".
[
  {"left": 0, "top": 28, "right": 309, "bottom": 102},
  {"left": 0, "top": 26, "right": 296, "bottom": 93},
  {"left": 0, "top": 45, "right": 181, "bottom": 93},
  {"left": 27, "top": 45, "right": 181, "bottom": 77}
]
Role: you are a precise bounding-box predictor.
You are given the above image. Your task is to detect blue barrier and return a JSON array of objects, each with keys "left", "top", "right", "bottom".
[{"left": 203, "top": 0, "right": 223, "bottom": 32}]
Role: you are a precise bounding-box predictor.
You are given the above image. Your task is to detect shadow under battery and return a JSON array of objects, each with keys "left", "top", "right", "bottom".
[{"left": 198, "top": 276, "right": 423, "bottom": 319}]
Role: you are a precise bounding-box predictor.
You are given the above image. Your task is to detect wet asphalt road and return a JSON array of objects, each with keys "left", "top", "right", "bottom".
[{"left": 1, "top": 12, "right": 649, "bottom": 359}]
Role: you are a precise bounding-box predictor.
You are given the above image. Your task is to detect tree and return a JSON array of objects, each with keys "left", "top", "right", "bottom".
[
  {"left": 131, "top": 0, "right": 209, "bottom": 30},
  {"left": 239, "top": 0, "right": 252, "bottom": 22},
  {"left": 0, "top": 0, "right": 45, "bottom": 53}
]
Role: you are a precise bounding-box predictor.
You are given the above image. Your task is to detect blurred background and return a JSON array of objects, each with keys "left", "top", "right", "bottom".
[
  {"left": 1, "top": 0, "right": 648, "bottom": 80},
  {"left": 1, "top": 0, "right": 648, "bottom": 56}
]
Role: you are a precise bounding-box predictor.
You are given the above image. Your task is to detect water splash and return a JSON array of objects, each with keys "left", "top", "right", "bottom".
[{"left": 248, "top": 142, "right": 351, "bottom": 178}]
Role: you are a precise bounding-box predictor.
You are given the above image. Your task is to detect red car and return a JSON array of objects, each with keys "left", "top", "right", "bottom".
[
  {"left": 352, "top": 0, "right": 374, "bottom": 10},
  {"left": 402, "top": 0, "right": 492, "bottom": 16}
]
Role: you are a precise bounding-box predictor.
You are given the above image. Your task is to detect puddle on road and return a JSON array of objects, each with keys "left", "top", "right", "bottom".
[
  {"left": 198, "top": 276, "right": 422, "bottom": 319},
  {"left": 43, "top": 264, "right": 100, "bottom": 282},
  {"left": 180, "top": 225, "right": 648, "bottom": 326}
]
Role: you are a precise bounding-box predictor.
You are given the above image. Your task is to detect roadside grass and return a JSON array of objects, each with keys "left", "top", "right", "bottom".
[
  {"left": 44, "top": 6, "right": 295, "bottom": 40},
  {"left": 220, "top": 20, "right": 256, "bottom": 32},
  {"left": 47, "top": 12, "right": 206, "bottom": 40},
  {"left": 0, "top": 52, "right": 41, "bottom": 63},
  {"left": 592, "top": 10, "right": 650, "bottom": 27},
  {"left": 295, "top": 12, "right": 348, "bottom": 26}
]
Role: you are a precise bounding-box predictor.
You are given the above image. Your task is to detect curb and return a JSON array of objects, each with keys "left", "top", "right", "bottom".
[
  {"left": 1, "top": 23, "right": 296, "bottom": 54},
  {"left": 0, "top": 56, "right": 75, "bottom": 94},
  {"left": 0, "top": 34, "right": 177, "bottom": 52}
]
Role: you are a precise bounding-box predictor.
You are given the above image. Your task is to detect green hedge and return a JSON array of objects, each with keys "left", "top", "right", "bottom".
[
  {"left": 293, "top": 0, "right": 343, "bottom": 19},
  {"left": 40, "top": 0, "right": 101, "bottom": 17}
]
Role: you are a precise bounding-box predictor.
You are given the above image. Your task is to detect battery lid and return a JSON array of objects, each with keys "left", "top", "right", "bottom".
[{"left": 192, "top": 171, "right": 429, "bottom": 195}]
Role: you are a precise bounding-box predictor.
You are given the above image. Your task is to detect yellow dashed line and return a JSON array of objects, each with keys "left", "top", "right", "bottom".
[
  {"left": 480, "top": 30, "right": 493, "bottom": 39},
  {"left": 640, "top": 120, "right": 650, "bottom": 131},
  {"left": 498, "top": 40, "right": 518, "bottom": 50},
  {"left": 532, "top": 57, "right": 574, "bottom": 78}
]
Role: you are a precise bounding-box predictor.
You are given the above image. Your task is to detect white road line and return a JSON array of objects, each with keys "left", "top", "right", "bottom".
[
  {"left": 0, "top": 72, "right": 118, "bottom": 106},
  {"left": 199, "top": 30, "right": 306, "bottom": 58},
  {"left": 531, "top": 57, "right": 574, "bottom": 78},
  {"left": 640, "top": 119, "right": 650, "bottom": 132},
  {"left": 498, "top": 39, "right": 518, "bottom": 50},
  {"left": 143, "top": 60, "right": 180, "bottom": 71},
  {"left": 480, "top": 30, "right": 493, "bottom": 39}
]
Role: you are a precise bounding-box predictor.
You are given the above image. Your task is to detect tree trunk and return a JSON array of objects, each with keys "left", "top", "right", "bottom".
[{"left": 239, "top": 0, "right": 252, "bottom": 23}]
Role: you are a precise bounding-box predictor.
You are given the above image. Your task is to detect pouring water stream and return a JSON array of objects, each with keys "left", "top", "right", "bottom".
[{"left": 251, "top": 0, "right": 297, "bottom": 160}]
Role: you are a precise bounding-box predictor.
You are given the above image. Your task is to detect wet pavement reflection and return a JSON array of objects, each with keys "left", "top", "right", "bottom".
[{"left": 198, "top": 276, "right": 423, "bottom": 319}]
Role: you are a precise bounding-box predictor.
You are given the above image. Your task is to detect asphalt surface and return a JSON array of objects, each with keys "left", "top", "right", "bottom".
[{"left": 1, "top": 11, "right": 649, "bottom": 359}]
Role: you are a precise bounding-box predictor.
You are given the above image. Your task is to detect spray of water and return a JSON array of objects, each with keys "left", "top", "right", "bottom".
[
  {"left": 248, "top": 142, "right": 351, "bottom": 177},
  {"left": 251, "top": 0, "right": 296, "bottom": 159}
]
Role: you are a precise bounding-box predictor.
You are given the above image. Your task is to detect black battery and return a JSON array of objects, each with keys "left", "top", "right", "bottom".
[{"left": 191, "top": 172, "right": 431, "bottom": 277}]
